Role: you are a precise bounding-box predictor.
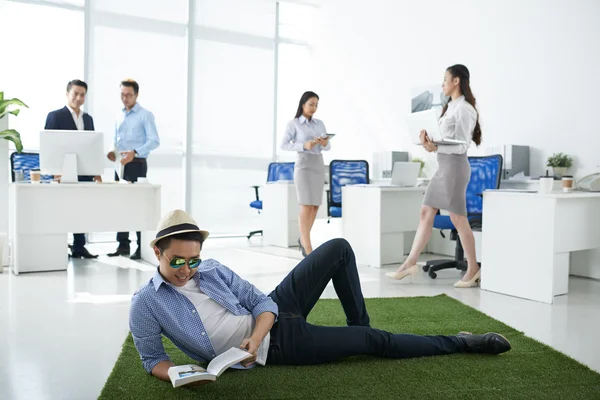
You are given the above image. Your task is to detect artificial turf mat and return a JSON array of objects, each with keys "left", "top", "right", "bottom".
[{"left": 99, "top": 295, "right": 600, "bottom": 399}]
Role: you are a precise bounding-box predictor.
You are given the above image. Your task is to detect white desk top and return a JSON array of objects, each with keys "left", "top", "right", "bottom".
[
  {"left": 12, "top": 183, "right": 161, "bottom": 190},
  {"left": 347, "top": 184, "right": 426, "bottom": 191},
  {"left": 484, "top": 189, "right": 600, "bottom": 199}
]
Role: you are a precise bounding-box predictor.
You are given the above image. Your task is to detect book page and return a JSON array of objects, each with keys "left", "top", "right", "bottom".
[
  {"left": 168, "top": 365, "right": 215, "bottom": 388},
  {"left": 206, "top": 347, "right": 253, "bottom": 378}
]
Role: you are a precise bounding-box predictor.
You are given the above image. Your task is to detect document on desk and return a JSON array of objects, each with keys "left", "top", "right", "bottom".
[
  {"left": 493, "top": 189, "right": 538, "bottom": 193},
  {"left": 114, "top": 151, "right": 125, "bottom": 180}
]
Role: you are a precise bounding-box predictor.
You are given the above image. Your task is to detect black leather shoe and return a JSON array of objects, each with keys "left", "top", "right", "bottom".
[
  {"left": 457, "top": 332, "right": 512, "bottom": 355},
  {"left": 130, "top": 248, "right": 141, "bottom": 260},
  {"left": 107, "top": 247, "right": 130, "bottom": 257},
  {"left": 71, "top": 247, "right": 99, "bottom": 259}
]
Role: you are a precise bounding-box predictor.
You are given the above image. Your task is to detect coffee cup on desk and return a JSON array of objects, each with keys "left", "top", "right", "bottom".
[
  {"left": 30, "top": 169, "right": 41, "bottom": 184},
  {"left": 538, "top": 176, "right": 554, "bottom": 194},
  {"left": 562, "top": 175, "right": 574, "bottom": 192}
]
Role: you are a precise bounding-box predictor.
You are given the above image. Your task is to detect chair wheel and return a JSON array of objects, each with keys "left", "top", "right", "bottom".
[
  {"left": 422, "top": 265, "right": 430, "bottom": 272},
  {"left": 428, "top": 271, "right": 437, "bottom": 279}
]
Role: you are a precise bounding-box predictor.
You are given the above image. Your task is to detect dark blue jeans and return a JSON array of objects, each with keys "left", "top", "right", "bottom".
[
  {"left": 72, "top": 175, "right": 94, "bottom": 250},
  {"left": 267, "top": 239, "right": 464, "bottom": 365}
]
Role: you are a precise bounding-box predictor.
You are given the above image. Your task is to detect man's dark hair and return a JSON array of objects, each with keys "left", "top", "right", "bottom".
[
  {"left": 121, "top": 79, "right": 139, "bottom": 94},
  {"left": 66, "top": 79, "right": 88, "bottom": 93},
  {"left": 155, "top": 231, "right": 204, "bottom": 253}
]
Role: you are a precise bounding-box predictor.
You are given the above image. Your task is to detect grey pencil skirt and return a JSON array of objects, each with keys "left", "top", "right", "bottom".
[
  {"left": 295, "top": 152, "right": 325, "bottom": 206},
  {"left": 423, "top": 153, "right": 471, "bottom": 216}
]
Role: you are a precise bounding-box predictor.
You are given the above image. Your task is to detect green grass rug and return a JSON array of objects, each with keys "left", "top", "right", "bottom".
[{"left": 99, "top": 295, "right": 600, "bottom": 400}]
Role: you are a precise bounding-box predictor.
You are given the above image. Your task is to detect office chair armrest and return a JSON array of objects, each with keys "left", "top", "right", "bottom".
[
  {"left": 251, "top": 185, "right": 260, "bottom": 201},
  {"left": 326, "top": 189, "right": 331, "bottom": 217}
]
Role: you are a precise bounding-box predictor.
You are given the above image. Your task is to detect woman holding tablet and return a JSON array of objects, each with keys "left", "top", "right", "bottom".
[
  {"left": 280, "top": 91, "right": 331, "bottom": 257},
  {"left": 386, "top": 64, "right": 482, "bottom": 288}
]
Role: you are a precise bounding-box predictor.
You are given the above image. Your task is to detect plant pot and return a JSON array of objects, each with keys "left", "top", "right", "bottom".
[{"left": 552, "top": 167, "right": 567, "bottom": 179}]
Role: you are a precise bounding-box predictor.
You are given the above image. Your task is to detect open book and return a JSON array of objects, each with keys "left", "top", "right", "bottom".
[{"left": 167, "top": 347, "right": 253, "bottom": 388}]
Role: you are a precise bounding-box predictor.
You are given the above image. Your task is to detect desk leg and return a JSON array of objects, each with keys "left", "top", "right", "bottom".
[
  {"left": 553, "top": 253, "right": 570, "bottom": 296},
  {"left": 13, "top": 234, "right": 67, "bottom": 274},
  {"left": 141, "top": 231, "right": 157, "bottom": 264}
]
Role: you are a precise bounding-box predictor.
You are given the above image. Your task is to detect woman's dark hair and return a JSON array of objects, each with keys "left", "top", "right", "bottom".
[
  {"left": 295, "top": 91, "right": 319, "bottom": 119},
  {"left": 441, "top": 64, "right": 482, "bottom": 146},
  {"left": 156, "top": 231, "right": 204, "bottom": 253}
]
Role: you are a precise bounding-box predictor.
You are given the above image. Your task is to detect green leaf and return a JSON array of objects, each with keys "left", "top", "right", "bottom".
[
  {"left": 9, "top": 109, "right": 20, "bottom": 117},
  {"left": 0, "top": 129, "right": 23, "bottom": 153},
  {"left": 0, "top": 92, "right": 4, "bottom": 101},
  {"left": 0, "top": 97, "right": 29, "bottom": 118}
]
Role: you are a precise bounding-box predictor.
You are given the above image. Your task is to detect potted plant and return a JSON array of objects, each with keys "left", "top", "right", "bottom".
[
  {"left": 412, "top": 157, "right": 425, "bottom": 176},
  {"left": 0, "top": 91, "right": 27, "bottom": 152},
  {"left": 546, "top": 152, "right": 573, "bottom": 178}
]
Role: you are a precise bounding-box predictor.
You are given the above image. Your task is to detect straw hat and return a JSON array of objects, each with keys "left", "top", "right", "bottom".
[{"left": 150, "top": 209, "right": 209, "bottom": 248}]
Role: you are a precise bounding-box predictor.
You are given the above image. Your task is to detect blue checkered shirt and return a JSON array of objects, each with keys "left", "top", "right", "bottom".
[{"left": 129, "top": 259, "right": 279, "bottom": 373}]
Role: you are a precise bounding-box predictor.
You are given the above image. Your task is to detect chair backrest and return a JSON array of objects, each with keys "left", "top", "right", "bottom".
[
  {"left": 10, "top": 152, "right": 40, "bottom": 182},
  {"left": 466, "top": 155, "right": 503, "bottom": 215},
  {"left": 329, "top": 160, "right": 370, "bottom": 207},
  {"left": 267, "top": 162, "right": 295, "bottom": 182}
]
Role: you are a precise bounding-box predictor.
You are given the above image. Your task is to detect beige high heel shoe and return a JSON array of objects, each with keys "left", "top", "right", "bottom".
[
  {"left": 385, "top": 264, "right": 419, "bottom": 282},
  {"left": 454, "top": 270, "right": 481, "bottom": 288}
]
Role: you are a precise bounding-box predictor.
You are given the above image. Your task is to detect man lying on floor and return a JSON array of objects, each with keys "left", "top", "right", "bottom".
[{"left": 130, "top": 209, "right": 511, "bottom": 382}]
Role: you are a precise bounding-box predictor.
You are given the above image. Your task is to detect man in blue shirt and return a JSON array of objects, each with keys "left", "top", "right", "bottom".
[
  {"left": 106, "top": 79, "right": 160, "bottom": 260},
  {"left": 130, "top": 210, "right": 511, "bottom": 383}
]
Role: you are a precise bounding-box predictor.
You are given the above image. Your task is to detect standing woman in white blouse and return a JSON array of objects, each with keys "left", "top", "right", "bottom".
[
  {"left": 386, "top": 64, "right": 482, "bottom": 288},
  {"left": 281, "top": 91, "right": 330, "bottom": 257}
]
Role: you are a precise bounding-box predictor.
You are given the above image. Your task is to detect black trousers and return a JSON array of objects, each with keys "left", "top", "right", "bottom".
[
  {"left": 72, "top": 175, "right": 94, "bottom": 250},
  {"left": 267, "top": 239, "right": 465, "bottom": 365},
  {"left": 115, "top": 158, "right": 148, "bottom": 248}
]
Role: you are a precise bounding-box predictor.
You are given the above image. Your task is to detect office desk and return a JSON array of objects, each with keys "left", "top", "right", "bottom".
[
  {"left": 9, "top": 183, "right": 161, "bottom": 274},
  {"left": 342, "top": 185, "right": 426, "bottom": 267},
  {"left": 262, "top": 182, "right": 327, "bottom": 248},
  {"left": 481, "top": 190, "right": 600, "bottom": 303}
]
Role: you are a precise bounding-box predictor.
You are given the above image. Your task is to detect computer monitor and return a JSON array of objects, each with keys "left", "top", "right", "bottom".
[{"left": 39, "top": 130, "right": 104, "bottom": 183}]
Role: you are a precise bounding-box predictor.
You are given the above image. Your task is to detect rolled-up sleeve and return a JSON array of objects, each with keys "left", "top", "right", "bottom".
[
  {"left": 129, "top": 292, "right": 171, "bottom": 373},
  {"left": 280, "top": 120, "right": 304, "bottom": 152},
  {"left": 135, "top": 111, "right": 160, "bottom": 158},
  {"left": 218, "top": 265, "right": 279, "bottom": 320}
]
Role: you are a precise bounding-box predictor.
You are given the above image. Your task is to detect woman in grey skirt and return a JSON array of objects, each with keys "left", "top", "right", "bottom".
[
  {"left": 386, "top": 65, "right": 482, "bottom": 288},
  {"left": 280, "top": 91, "right": 330, "bottom": 256}
]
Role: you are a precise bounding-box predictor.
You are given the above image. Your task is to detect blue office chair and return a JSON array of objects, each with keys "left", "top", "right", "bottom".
[
  {"left": 248, "top": 162, "right": 295, "bottom": 239},
  {"left": 10, "top": 152, "right": 52, "bottom": 182},
  {"left": 327, "top": 160, "right": 369, "bottom": 222},
  {"left": 423, "top": 154, "right": 503, "bottom": 279}
]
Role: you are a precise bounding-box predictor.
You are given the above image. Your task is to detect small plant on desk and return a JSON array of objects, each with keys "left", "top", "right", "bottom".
[{"left": 546, "top": 152, "right": 573, "bottom": 178}]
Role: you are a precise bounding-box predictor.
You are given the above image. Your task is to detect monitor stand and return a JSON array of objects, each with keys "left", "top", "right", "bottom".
[{"left": 61, "top": 153, "right": 79, "bottom": 184}]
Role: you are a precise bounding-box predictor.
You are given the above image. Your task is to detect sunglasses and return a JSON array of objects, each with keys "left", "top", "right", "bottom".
[{"left": 163, "top": 254, "right": 202, "bottom": 269}]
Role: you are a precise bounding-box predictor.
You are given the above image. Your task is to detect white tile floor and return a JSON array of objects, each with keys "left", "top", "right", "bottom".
[{"left": 1, "top": 225, "right": 600, "bottom": 400}]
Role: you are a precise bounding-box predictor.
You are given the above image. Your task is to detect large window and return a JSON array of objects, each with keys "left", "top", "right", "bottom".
[
  {"left": 88, "top": 1, "right": 188, "bottom": 215},
  {"left": 189, "top": 0, "right": 276, "bottom": 235},
  {"left": 0, "top": 1, "right": 83, "bottom": 150},
  {"left": 1, "top": 0, "right": 320, "bottom": 236}
]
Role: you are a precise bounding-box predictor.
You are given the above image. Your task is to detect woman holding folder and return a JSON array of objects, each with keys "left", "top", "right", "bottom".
[
  {"left": 386, "top": 64, "right": 482, "bottom": 288},
  {"left": 280, "top": 91, "right": 331, "bottom": 257}
]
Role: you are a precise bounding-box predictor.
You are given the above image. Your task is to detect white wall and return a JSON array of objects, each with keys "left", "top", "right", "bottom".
[{"left": 312, "top": 0, "right": 600, "bottom": 179}]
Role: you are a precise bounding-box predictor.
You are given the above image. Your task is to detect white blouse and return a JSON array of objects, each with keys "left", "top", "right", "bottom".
[
  {"left": 280, "top": 115, "right": 331, "bottom": 154},
  {"left": 437, "top": 96, "right": 478, "bottom": 155}
]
